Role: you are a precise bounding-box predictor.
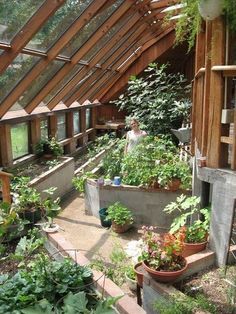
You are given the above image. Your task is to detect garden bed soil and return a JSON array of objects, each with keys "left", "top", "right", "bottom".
[{"left": 175, "top": 265, "right": 236, "bottom": 314}]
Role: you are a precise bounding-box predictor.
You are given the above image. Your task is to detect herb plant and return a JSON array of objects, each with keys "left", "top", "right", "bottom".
[
  {"left": 164, "top": 194, "right": 211, "bottom": 243},
  {"left": 35, "top": 137, "right": 63, "bottom": 157},
  {"left": 106, "top": 202, "right": 134, "bottom": 226}
]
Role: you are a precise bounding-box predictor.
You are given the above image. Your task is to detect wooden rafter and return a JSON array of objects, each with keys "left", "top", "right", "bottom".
[
  {"left": 46, "top": 11, "right": 142, "bottom": 110},
  {"left": 150, "top": 0, "right": 180, "bottom": 10},
  {"left": 0, "top": 0, "right": 108, "bottom": 118},
  {"left": 99, "top": 29, "right": 175, "bottom": 103},
  {"left": 0, "top": 0, "right": 66, "bottom": 74},
  {"left": 23, "top": 0, "right": 134, "bottom": 114},
  {"left": 65, "top": 15, "right": 167, "bottom": 106}
]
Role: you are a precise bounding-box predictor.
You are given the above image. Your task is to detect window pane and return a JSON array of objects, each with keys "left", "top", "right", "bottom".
[
  {"left": 0, "top": 54, "right": 40, "bottom": 105},
  {"left": 27, "top": 0, "right": 93, "bottom": 52},
  {"left": 15, "top": 60, "right": 65, "bottom": 109},
  {"left": 60, "top": 1, "right": 123, "bottom": 58},
  {"left": 40, "top": 119, "right": 48, "bottom": 140},
  {"left": 86, "top": 108, "right": 91, "bottom": 129},
  {"left": 0, "top": 0, "right": 43, "bottom": 43},
  {"left": 73, "top": 111, "right": 80, "bottom": 134},
  {"left": 57, "top": 114, "right": 66, "bottom": 140},
  {"left": 11, "top": 122, "right": 29, "bottom": 159}
]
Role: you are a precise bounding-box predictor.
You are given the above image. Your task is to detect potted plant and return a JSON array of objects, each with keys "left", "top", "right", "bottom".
[
  {"left": 157, "top": 160, "right": 191, "bottom": 191},
  {"left": 164, "top": 194, "right": 210, "bottom": 257},
  {"left": 165, "top": 0, "right": 236, "bottom": 51},
  {"left": 139, "top": 226, "right": 187, "bottom": 283},
  {"left": 106, "top": 202, "right": 134, "bottom": 233},
  {"left": 125, "top": 264, "right": 137, "bottom": 291},
  {"left": 35, "top": 137, "right": 63, "bottom": 158},
  {"left": 11, "top": 176, "right": 44, "bottom": 224}
]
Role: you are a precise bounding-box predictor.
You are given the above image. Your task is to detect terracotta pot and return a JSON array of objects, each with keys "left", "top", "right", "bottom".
[
  {"left": 111, "top": 221, "right": 131, "bottom": 233},
  {"left": 142, "top": 258, "right": 188, "bottom": 283},
  {"left": 182, "top": 240, "right": 208, "bottom": 257},
  {"left": 134, "top": 262, "right": 145, "bottom": 287},
  {"left": 167, "top": 178, "right": 181, "bottom": 191}
]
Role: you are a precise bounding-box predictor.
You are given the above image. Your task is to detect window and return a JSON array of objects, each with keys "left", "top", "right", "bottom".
[
  {"left": 73, "top": 111, "right": 80, "bottom": 134},
  {"left": 86, "top": 108, "right": 91, "bottom": 129},
  {"left": 57, "top": 114, "right": 66, "bottom": 141},
  {"left": 40, "top": 119, "right": 48, "bottom": 140},
  {"left": 11, "top": 122, "right": 29, "bottom": 159}
]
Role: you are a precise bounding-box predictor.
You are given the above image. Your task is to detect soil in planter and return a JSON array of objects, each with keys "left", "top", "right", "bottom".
[{"left": 174, "top": 265, "right": 236, "bottom": 314}]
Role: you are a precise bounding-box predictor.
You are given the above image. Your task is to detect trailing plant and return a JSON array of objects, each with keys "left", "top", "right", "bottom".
[
  {"left": 106, "top": 202, "right": 134, "bottom": 226},
  {"left": 164, "top": 0, "right": 236, "bottom": 51},
  {"left": 164, "top": 194, "right": 211, "bottom": 243},
  {"left": 112, "top": 63, "right": 191, "bottom": 136}
]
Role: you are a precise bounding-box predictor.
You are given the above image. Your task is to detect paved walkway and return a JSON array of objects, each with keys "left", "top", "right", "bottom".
[{"left": 54, "top": 190, "right": 141, "bottom": 262}]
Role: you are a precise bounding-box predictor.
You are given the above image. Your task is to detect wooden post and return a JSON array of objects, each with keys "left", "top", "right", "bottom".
[
  {"left": 0, "top": 124, "right": 13, "bottom": 167},
  {"left": 66, "top": 112, "right": 76, "bottom": 153},
  {"left": 49, "top": 115, "right": 57, "bottom": 138},
  {"left": 207, "top": 17, "right": 227, "bottom": 168},
  {"left": 0, "top": 171, "right": 13, "bottom": 203}
]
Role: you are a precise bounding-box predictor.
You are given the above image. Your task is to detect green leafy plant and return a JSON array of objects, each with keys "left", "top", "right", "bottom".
[
  {"left": 41, "top": 187, "right": 61, "bottom": 228},
  {"left": 125, "top": 264, "right": 136, "bottom": 281},
  {"left": 35, "top": 137, "right": 63, "bottom": 157},
  {"left": 112, "top": 63, "right": 191, "bottom": 136},
  {"left": 164, "top": 194, "right": 211, "bottom": 243},
  {"left": 164, "top": 0, "right": 236, "bottom": 51},
  {"left": 106, "top": 202, "right": 134, "bottom": 226},
  {"left": 72, "top": 171, "right": 96, "bottom": 193}
]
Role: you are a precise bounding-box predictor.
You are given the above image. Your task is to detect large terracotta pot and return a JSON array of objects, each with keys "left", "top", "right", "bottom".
[
  {"left": 142, "top": 258, "right": 188, "bottom": 283},
  {"left": 182, "top": 240, "right": 208, "bottom": 257},
  {"left": 111, "top": 221, "right": 131, "bottom": 233},
  {"left": 134, "top": 262, "right": 145, "bottom": 288},
  {"left": 167, "top": 178, "right": 181, "bottom": 191}
]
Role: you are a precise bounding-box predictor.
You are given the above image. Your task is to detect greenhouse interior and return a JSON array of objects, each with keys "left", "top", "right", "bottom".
[{"left": 0, "top": 0, "right": 236, "bottom": 313}]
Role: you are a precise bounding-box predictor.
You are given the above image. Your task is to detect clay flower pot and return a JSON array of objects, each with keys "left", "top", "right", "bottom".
[
  {"left": 167, "top": 178, "right": 181, "bottom": 191},
  {"left": 182, "top": 240, "right": 208, "bottom": 257},
  {"left": 134, "top": 262, "right": 145, "bottom": 288},
  {"left": 111, "top": 221, "right": 131, "bottom": 233},
  {"left": 142, "top": 258, "right": 188, "bottom": 283}
]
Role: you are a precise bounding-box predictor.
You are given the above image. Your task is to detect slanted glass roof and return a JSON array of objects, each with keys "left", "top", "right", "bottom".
[{"left": 0, "top": 0, "right": 177, "bottom": 119}]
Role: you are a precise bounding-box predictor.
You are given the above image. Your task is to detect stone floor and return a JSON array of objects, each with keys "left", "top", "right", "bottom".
[{"left": 54, "top": 190, "right": 141, "bottom": 262}]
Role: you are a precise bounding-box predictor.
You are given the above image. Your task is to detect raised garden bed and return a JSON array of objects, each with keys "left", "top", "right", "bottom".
[{"left": 85, "top": 178, "right": 191, "bottom": 230}]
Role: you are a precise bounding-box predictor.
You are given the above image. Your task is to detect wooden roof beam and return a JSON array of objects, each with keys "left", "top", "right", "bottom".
[
  {"left": 99, "top": 29, "right": 175, "bottom": 102},
  {"left": 46, "top": 11, "right": 142, "bottom": 110},
  {"left": 23, "top": 0, "right": 134, "bottom": 114},
  {"left": 150, "top": 0, "right": 180, "bottom": 10},
  {"left": 0, "top": 0, "right": 108, "bottom": 118},
  {"left": 0, "top": 0, "right": 66, "bottom": 74}
]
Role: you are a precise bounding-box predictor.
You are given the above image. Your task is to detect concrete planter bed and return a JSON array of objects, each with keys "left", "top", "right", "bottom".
[
  {"left": 29, "top": 156, "right": 74, "bottom": 200},
  {"left": 85, "top": 179, "right": 191, "bottom": 230}
]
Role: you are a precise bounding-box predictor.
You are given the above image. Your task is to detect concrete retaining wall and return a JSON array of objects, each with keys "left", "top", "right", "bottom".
[
  {"left": 85, "top": 179, "right": 190, "bottom": 230},
  {"left": 30, "top": 157, "right": 74, "bottom": 200},
  {"left": 197, "top": 167, "right": 236, "bottom": 266}
]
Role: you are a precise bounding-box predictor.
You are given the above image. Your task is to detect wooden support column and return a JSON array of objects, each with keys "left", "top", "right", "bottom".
[
  {"left": 80, "top": 108, "right": 87, "bottom": 146},
  {"left": 49, "top": 115, "right": 57, "bottom": 138},
  {"left": 66, "top": 112, "right": 76, "bottom": 153},
  {"left": 190, "top": 23, "right": 205, "bottom": 155},
  {"left": 30, "top": 118, "right": 41, "bottom": 153},
  {"left": 0, "top": 124, "right": 13, "bottom": 167},
  {"left": 201, "top": 21, "right": 212, "bottom": 156},
  {"left": 90, "top": 106, "right": 96, "bottom": 141},
  {"left": 0, "top": 171, "right": 13, "bottom": 203},
  {"left": 207, "top": 17, "right": 226, "bottom": 168}
]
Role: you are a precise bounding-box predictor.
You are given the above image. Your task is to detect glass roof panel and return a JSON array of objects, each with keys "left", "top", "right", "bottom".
[
  {"left": 15, "top": 60, "right": 65, "bottom": 109},
  {"left": 83, "top": 11, "right": 131, "bottom": 62},
  {"left": 43, "top": 64, "right": 83, "bottom": 104},
  {"left": 26, "top": 0, "right": 93, "bottom": 52},
  {"left": 0, "top": 0, "right": 44, "bottom": 43},
  {"left": 60, "top": 0, "right": 124, "bottom": 58},
  {"left": 0, "top": 53, "right": 40, "bottom": 103},
  {"left": 98, "top": 26, "right": 136, "bottom": 65},
  {"left": 63, "top": 69, "right": 96, "bottom": 101}
]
